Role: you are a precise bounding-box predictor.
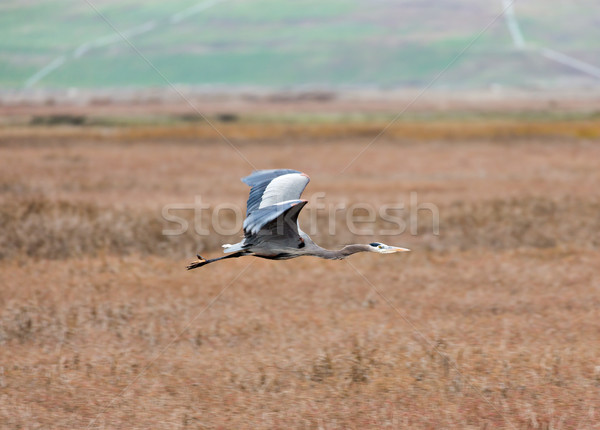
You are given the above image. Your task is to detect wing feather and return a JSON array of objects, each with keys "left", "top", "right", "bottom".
[
  {"left": 243, "top": 199, "right": 307, "bottom": 235},
  {"left": 242, "top": 169, "right": 310, "bottom": 216}
]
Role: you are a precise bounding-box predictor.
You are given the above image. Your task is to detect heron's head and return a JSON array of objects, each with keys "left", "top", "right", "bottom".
[{"left": 369, "top": 242, "right": 410, "bottom": 254}]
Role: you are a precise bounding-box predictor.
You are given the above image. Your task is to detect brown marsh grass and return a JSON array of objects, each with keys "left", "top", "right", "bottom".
[
  {"left": 3, "top": 117, "right": 600, "bottom": 143},
  {"left": 1, "top": 117, "right": 600, "bottom": 428}
]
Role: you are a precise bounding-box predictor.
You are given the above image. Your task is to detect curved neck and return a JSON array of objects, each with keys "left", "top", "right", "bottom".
[{"left": 312, "top": 244, "right": 372, "bottom": 260}]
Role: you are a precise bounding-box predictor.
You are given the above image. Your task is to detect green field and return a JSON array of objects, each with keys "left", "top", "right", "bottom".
[{"left": 2, "top": 0, "right": 600, "bottom": 89}]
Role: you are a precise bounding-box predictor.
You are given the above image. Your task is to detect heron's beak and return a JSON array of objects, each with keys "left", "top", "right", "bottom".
[{"left": 382, "top": 246, "right": 411, "bottom": 254}]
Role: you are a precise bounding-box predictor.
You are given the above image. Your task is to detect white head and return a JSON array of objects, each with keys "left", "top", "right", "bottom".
[{"left": 368, "top": 242, "right": 411, "bottom": 254}]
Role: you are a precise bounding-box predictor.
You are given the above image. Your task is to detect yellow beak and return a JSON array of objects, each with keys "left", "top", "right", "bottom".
[{"left": 381, "top": 247, "right": 411, "bottom": 254}]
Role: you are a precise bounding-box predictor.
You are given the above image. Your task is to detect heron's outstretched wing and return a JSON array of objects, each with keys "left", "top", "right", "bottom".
[
  {"left": 242, "top": 169, "right": 310, "bottom": 217},
  {"left": 223, "top": 200, "right": 308, "bottom": 254},
  {"left": 243, "top": 199, "right": 307, "bottom": 236}
]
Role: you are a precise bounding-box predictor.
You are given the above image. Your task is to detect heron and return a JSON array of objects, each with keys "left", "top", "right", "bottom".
[{"left": 187, "top": 169, "right": 410, "bottom": 270}]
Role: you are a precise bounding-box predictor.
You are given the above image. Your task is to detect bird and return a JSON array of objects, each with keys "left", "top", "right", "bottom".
[{"left": 187, "top": 169, "right": 410, "bottom": 270}]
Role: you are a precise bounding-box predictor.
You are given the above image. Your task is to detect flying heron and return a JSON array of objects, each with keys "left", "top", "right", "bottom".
[{"left": 187, "top": 169, "right": 410, "bottom": 270}]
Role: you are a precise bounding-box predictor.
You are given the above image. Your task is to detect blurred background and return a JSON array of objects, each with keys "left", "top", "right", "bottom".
[
  {"left": 1, "top": 1, "right": 600, "bottom": 428},
  {"left": 4, "top": 0, "right": 600, "bottom": 90}
]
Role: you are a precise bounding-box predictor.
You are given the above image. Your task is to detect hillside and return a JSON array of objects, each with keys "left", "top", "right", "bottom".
[{"left": 2, "top": 0, "right": 600, "bottom": 90}]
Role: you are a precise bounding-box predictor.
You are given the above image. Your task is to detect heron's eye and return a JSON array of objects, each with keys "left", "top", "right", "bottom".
[{"left": 378, "top": 245, "right": 384, "bottom": 249}]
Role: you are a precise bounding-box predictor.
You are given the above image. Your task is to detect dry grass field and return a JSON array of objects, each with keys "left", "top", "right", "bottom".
[{"left": 1, "top": 109, "right": 600, "bottom": 428}]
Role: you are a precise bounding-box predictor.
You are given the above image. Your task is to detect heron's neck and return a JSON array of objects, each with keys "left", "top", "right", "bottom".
[{"left": 313, "top": 244, "right": 372, "bottom": 260}]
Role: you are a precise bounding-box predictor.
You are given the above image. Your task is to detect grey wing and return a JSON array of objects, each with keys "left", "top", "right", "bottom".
[
  {"left": 243, "top": 199, "right": 307, "bottom": 236},
  {"left": 242, "top": 169, "right": 310, "bottom": 216},
  {"left": 224, "top": 200, "right": 308, "bottom": 255}
]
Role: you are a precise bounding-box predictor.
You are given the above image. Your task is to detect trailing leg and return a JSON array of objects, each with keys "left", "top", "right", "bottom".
[{"left": 186, "top": 251, "right": 247, "bottom": 270}]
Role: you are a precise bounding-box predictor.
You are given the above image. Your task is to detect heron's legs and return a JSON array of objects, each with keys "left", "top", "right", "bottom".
[{"left": 186, "top": 251, "right": 247, "bottom": 270}]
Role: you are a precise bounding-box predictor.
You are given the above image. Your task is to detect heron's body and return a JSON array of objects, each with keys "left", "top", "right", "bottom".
[{"left": 187, "top": 169, "right": 409, "bottom": 270}]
